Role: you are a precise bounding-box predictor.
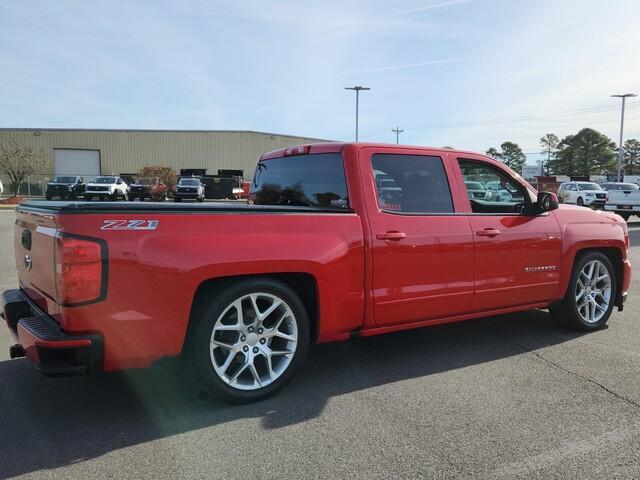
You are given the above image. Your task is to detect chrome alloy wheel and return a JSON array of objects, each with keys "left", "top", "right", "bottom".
[
  {"left": 575, "top": 259, "right": 612, "bottom": 324},
  {"left": 209, "top": 293, "right": 298, "bottom": 391}
]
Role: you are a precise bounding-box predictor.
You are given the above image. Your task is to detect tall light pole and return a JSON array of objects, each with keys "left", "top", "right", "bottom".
[
  {"left": 392, "top": 126, "right": 404, "bottom": 144},
  {"left": 345, "top": 86, "right": 370, "bottom": 141},
  {"left": 612, "top": 93, "right": 637, "bottom": 182}
]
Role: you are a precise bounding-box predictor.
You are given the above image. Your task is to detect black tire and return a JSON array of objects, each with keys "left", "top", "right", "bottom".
[
  {"left": 619, "top": 212, "right": 631, "bottom": 221},
  {"left": 45, "top": 195, "right": 52, "bottom": 200},
  {"left": 198, "top": 196, "right": 204, "bottom": 203},
  {"left": 185, "top": 278, "right": 310, "bottom": 403},
  {"left": 175, "top": 197, "right": 182, "bottom": 202},
  {"left": 576, "top": 197, "right": 584, "bottom": 206},
  {"left": 128, "top": 196, "right": 134, "bottom": 201},
  {"left": 549, "top": 251, "right": 616, "bottom": 331},
  {"left": 86, "top": 195, "right": 93, "bottom": 201}
]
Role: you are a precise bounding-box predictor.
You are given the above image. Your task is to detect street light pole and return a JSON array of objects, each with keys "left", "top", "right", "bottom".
[
  {"left": 345, "top": 86, "right": 370, "bottom": 141},
  {"left": 612, "top": 93, "right": 637, "bottom": 182},
  {"left": 391, "top": 126, "right": 404, "bottom": 144}
]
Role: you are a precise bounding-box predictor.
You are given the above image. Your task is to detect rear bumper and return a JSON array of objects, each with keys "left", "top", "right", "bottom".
[{"left": 1, "top": 289, "right": 103, "bottom": 376}]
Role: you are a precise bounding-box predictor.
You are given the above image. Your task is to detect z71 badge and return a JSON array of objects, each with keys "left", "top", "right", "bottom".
[{"left": 101, "top": 220, "right": 159, "bottom": 231}]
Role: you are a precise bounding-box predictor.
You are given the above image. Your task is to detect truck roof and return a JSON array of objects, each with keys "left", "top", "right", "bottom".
[{"left": 260, "top": 142, "right": 489, "bottom": 160}]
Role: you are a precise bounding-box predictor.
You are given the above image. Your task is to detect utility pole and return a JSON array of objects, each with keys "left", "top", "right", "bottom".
[
  {"left": 612, "top": 93, "right": 637, "bottom": 182},
  {"left": 392, "top": 126, "right": 404, "bottom": 144},
  {"left": 344, "top": 86, "right": 370, "bottom": 141}
]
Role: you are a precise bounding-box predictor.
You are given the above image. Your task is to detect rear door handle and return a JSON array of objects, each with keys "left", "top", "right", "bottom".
[
  {"left": 476, "top": 228, "right": 501, "bottom": 237},
  {"left": 376, "top": 231, "right": 407, "bottom": 241}
]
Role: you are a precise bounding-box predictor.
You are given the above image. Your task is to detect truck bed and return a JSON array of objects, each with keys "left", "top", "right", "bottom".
[{"left": 19, "top": 200, "right": 353, "bottom": 215}]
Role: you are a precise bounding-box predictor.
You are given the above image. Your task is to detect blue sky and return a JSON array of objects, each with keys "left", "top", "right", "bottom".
[{"left": 1, "top": 0, "right": 639, "bottom": 163}]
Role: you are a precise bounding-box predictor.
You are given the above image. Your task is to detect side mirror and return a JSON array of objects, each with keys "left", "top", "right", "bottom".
[{"left": 534, "top": 191, "right": 559, "bottom": 213}]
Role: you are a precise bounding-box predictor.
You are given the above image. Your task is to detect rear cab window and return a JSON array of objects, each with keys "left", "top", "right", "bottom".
[{"left": 250, "top": 153, "right": 349, "bottom": 209}]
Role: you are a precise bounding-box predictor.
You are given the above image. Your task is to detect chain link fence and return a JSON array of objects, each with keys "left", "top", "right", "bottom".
[{"left": 0, "top": 174, "right": 58, "bottom": 197}]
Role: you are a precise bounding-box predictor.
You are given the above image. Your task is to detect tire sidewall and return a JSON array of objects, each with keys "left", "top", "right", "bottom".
[
  {"left": 566, "top": 252, "right": 616, "bottom": 330},
  {"left": 188, "top": 279, "right": 310, "bottom": 402}
]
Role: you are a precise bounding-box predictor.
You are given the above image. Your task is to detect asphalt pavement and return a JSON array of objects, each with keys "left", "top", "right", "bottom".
[{"left": 0, "top": 210, "right": 639, "bottom": 479}]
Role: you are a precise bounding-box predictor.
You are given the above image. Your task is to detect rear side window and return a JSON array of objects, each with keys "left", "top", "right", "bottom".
[
  {"left": 250, "top": 153, "right": 349, "bottom": 209},
  {"left": 371, "top": 154, "right": 454, "bottom": 214}
]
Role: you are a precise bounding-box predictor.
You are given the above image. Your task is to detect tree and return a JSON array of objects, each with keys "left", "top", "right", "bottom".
[
  {"left": 486, "top": 142, "right": 526, "bottom": 173},
  {"left": 0, "top": 139, "right": 46, "bottom": 196},
  {"left": 137, "top": 165, "right": 178, "bottom": 192},
  {"left": 623, "top": 139, "right": 640, "bottom": 175},
  {"left": 549, "top": 128, "right": 616, "bottom": 176},
  {"left": 539, "top": 133, "right": 559, "bottom": 175},
  {"left": 485, "top": 147, "right": 500, "bottom": 159}
]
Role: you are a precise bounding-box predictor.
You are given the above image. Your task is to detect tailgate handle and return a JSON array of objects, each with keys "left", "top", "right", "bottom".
[{"left": 21, "top": 229, "right": 31, "bottom": 251}]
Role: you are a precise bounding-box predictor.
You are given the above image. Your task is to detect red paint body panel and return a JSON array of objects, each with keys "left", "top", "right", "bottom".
[{"left": 8, "top": 142, "right": 632, "bottom": 372}]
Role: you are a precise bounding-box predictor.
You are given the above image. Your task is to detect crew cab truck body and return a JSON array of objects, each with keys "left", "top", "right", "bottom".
[{"left": 2, "top": 143, "right": 631, "bottom": 401}]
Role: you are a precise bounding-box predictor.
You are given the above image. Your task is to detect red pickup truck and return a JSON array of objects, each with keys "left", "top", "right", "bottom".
[{"left": 2, "top": 143, "right": 631, "bottom": 401}]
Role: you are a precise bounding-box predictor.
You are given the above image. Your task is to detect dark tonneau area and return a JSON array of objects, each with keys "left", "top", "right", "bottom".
[{"left": 19, "top": 201, "right": 354, "bottom": 215}]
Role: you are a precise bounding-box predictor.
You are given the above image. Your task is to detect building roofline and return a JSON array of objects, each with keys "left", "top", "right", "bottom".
[{"left": 0, "top": 127, "right": 331, "bottom": 142}]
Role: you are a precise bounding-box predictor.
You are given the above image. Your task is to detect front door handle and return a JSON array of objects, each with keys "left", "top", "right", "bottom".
[
  {"left": 476, "top": 228, "right": 501, "bottom": 237},
  {"left": 376, "top": 231, "right": 407, "bottom": 241}
]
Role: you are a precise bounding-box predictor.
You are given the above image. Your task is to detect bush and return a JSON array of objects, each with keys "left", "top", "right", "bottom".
[{"left": 137, "top": 165, "right": 178, "bottom": 193}]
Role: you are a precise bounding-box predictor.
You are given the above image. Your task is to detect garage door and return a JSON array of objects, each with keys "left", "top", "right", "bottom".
[{"left": 54, "top": 149, "right": 101, "bottom": 180}]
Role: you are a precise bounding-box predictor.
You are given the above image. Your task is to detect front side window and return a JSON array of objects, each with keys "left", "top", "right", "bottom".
[
  {"left": 458, "top": 159, "right": 530, "bottom": 214},
  {"left": 251, "top": 153, "right": 349, "bottom": 209},
  {"left": 371, "top": 154, "right": 453, "bottom": 214}
]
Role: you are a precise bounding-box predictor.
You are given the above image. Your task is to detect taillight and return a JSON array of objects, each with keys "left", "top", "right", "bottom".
[
  {"left": 283, "top": 145, "right": 310, "bottom": 156},
  {"left": 55, "top": 235, "right": 106, "bottom": 305}
]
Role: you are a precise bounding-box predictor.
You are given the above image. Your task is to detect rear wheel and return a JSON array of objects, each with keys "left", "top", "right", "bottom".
[
  {"left": 550, "top": 251, "right": 616, "bottom": 331},
  {"left": 186, "top": 278, "right": 310, "bottom": 402}
]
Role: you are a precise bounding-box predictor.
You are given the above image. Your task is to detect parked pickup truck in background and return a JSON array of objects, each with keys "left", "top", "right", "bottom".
[
  {"left": 128, "top": 177, "right": 167, "bottom": 202},
  {"left": 45, "top": 176, "right": 86, "bottom": 200},
  {"left": 85, "top": 176, "right": 128, "bottom": 201},
  {"left": 603, "top": 182, "right": 640, "bottom": 221},
  {"left": 2, "top": 143, "right": 631, "bottom": 402}
]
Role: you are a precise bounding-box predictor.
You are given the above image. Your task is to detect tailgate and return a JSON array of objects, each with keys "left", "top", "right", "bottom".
[
  {"left": 607, "top": 190, "right": 640, "bottom": 206},
  {"left": 14, "top": 208, "right": 58, "bottom": 311}
]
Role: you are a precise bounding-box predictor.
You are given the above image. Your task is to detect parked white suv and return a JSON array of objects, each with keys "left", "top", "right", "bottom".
[
  {"left": 85, "top": 176, "right": 128, "bottom": 201},
  {"left": 558, "top": 181, "right": 607, "bottom": 208}
]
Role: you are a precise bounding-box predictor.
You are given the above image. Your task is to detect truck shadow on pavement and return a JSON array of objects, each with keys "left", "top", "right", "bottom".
[{"left": 0, "top": 309, "right": 586, "bottom": 479}]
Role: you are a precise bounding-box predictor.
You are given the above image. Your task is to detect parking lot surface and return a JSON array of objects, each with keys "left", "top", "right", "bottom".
[{"left": 0, "top": 210, "right": 639, "bottom": 479}]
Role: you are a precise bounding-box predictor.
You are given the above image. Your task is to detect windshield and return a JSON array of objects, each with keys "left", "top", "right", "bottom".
[
  {"left": 577, "top": 183, "right": 602, "bottom": 191},
  {"left": 94, "top": 177, "right": 117, "bottom": 184},
  {"left": 179, "top": 178, "right": 199, "bottom": 186},
  {"left": 135, "top": 177, "right": 156, "bottom": 185},
  {"left": 51, "top": 176, "right": 76, "bottom": 183}
]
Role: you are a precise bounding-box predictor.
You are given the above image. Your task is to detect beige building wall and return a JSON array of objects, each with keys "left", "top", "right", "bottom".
[{"left": 0, "top": 129, "right": 329, "bottom": 177}]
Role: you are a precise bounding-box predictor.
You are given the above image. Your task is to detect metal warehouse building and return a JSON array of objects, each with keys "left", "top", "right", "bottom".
[{"left": 0, "top": 128, "right": 328, "bottom": 186}]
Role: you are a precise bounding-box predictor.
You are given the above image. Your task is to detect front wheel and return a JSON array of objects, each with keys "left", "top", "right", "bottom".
[
  {"left": 550, "top": 252, "right": 616, "bottom": 331},
  {"left": 619, "top": 212, "right": 631, "bottom": 221},
  {"left": 186, "top": 279, "right": 310, "bottom": 402},
  {"left": 577, "top": 197, "right": 584, "bottom": 206}
]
